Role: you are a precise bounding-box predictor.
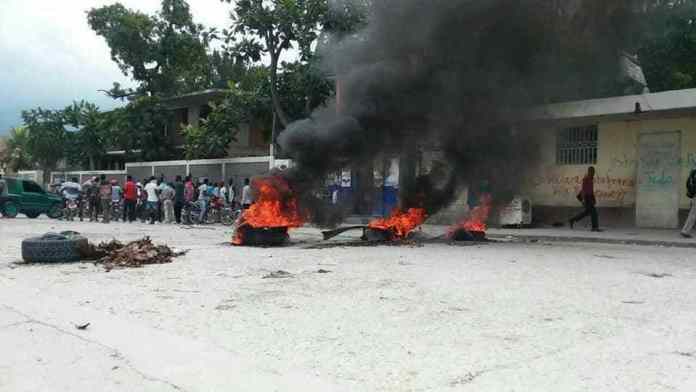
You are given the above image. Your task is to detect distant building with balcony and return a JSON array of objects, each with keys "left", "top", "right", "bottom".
[{"left": 102, "top": 89, "right": 270, "bottom": 170}]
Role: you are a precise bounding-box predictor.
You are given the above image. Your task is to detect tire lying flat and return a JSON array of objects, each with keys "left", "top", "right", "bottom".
[{"left": 21, "top": 233, "right": 88, "bottom": 263}]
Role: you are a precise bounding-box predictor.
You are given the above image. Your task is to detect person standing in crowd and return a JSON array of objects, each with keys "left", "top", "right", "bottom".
[
  {"left": 569, "top": 166, "right": 601, "bottom": 232},
  {"left": 156, "top": 177, "right": 167, "bottom": 222},
  {"left": 680, "top": 167, "right": 696, "bottom": 238},
  {"left": 144, "top": 177, "right": 159, "bottom": 224},
  {"left": 174, "top": 175, "right": 185, "bottom": 224},
  {"left": 219, "top": 181, "right": 228, "bottom": 206},
  {"left": 137, "top": 180, "right": 148, "bottom": 223},
  {"left": 111, "top": 179, "right": 123, "bottom": 222},
  {"left": 98, "top": 175, "right": 113, "bottom": 224},
  {"left": 210, "top": 182, "right": 219, "bottom": 199},
  {"left": 198, "top": 178, "right": 210, "bottom": 223},
  {"left": 241, "top": 178, "right": 253, "bottom": 209},
  {"left": 227, "top": 178, "right": 236, "bottom": 208},
  {"left": 123, "top": 175, "right": 138, "bottom": 223},
  {"left": 59, "top": 177, "right": 82, "bottom": 221},
  {"left": 84, "top": 176, "right": 100, "bottom": 222},
  {"left": 161, "top": 181, "right": 176, "bottom": 224},
  {"left": 183, "top": 176, "right": 194, "bottom": 224}
]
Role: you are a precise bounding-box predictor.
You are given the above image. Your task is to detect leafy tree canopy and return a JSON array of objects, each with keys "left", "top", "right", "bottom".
[
  {"left": 88, "top": 0, "right": 244, "bottom": 98},
  {"left": 639, "top": 0, "right": 696, "bottom": 92}
]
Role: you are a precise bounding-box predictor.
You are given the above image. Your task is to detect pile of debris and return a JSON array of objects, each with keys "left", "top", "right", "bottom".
[{"left": 82, "top": 237, "right": 186, "bottom": 271}]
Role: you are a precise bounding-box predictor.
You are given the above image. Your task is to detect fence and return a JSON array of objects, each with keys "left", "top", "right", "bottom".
[
  {"left": 49, "top": 157, "right": 292, "bottom": 191},
  {"left": 50, "top": 170, "right": 128, "bottom": 186},
  {"left": 17, "top": 170, "right": 45, "bottom": 184}
]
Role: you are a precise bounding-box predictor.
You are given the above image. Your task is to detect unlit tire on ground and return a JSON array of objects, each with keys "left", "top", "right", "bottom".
[{"left": 21, "top": 233, "right": 88, "bottom": 263}]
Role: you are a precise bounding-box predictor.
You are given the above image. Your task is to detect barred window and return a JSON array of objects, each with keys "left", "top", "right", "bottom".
[{"left": 556, "top": 125, "right": 598, "bottom": 165}]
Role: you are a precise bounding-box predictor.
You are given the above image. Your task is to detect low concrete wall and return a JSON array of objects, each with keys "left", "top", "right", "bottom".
[{"left": 125, "top": 157, "right": 274, "bottom": 190}]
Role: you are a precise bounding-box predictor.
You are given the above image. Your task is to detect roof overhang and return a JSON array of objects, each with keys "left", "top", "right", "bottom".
[
  {"left": 163, "top": 89, "right": 229, "bottom": 110},
  {"left": 524, "top": 88, "right": 696, "bottom": 126}
]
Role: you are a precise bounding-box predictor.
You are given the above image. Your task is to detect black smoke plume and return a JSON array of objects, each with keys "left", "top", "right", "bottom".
[{"left": 278, "top": 0, "right": 643, "bottom": 227}]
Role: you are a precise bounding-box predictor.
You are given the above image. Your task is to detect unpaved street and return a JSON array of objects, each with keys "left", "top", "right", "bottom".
[{"left": 1, "top": 218, "right": 696, "bottom": 391}]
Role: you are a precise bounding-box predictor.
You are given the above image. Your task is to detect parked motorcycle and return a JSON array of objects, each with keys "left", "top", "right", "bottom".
[{"left": 63, "top": 199, "right": 80, "bottom": 221}]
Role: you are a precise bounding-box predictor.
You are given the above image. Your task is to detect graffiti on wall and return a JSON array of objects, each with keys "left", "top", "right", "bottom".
[
  {"left": 532, "top": 173, "right": 635, "bottom": 204},
  {"left": 611, "top": 152, "right": 696, "bottom": 170}
]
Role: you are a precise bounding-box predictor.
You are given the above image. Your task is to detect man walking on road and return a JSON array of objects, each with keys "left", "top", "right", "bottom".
[
  {"left": 569, "top": 166, "right": 601, "bottom": 232},
  {"left": 123, "top": 176, "right": 138, "bottom": 222},
  {"left": 680, "top": 168, "right": 696, "bottom": 238}
]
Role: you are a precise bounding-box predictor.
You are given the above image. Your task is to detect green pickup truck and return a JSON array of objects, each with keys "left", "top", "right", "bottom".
[{"left": 0, "top": 177, "right": 63, "bottom": 219}]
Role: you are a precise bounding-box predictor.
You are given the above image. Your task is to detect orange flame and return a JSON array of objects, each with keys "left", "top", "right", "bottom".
[
  {"left": 232, "top": 176, "right": 305, "bottom": 245},
  {"left": 450, "top": 193, "right": 492, "bottom": 234},
  {"left": 368, "top": 208, "right": 427, "bottom": 239}
]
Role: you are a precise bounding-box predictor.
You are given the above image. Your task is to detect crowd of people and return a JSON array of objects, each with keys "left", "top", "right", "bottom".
[{"left": 56, "top": 174, "right": 254, "bottom": 225}]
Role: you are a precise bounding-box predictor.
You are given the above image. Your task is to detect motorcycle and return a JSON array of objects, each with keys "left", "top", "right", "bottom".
[
  {"left": 220, "top": 206, "right": 241, "bottom": 226},
  {"left": 62, "top": 199, "right": 79, "bottom": 221},
  {"left": 183, "top": 200, "right": 203, "bottom": 225},
  {"left": 111, "top": 200, "right": 124, "bottom": 222}
]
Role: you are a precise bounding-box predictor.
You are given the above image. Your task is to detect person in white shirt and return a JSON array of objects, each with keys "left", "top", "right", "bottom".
[
  {"left": 60, "top": 177, "right": 82, "bottom": 221},
  {"left": 144, "top": 177, "right": 160, "bottom": 224},
  {"left": 219, "top": 182, "right": 228, "bottom": 206},
  {"left": 241, "top": 178, "right": 253, "bottom": 209},
  {"left": 197, "top": 179, "right": 210, "bottom": 223}
]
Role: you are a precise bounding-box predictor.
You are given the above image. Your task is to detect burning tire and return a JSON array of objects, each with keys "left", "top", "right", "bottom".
[
  {"left": 234, "top": 226, "right": 289, "bottom": 246},
  {"left": 22, "top": 232, "right": 88, "bottom": 263}
]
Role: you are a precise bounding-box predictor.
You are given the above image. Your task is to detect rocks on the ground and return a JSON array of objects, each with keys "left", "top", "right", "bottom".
[{"left": 262, "top": 270, "right": 293, "bottom": 279}]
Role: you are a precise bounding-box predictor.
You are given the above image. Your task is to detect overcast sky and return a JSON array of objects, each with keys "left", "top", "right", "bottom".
[{"left": 0, "top": 0, "right": 232, "bottom": 135}]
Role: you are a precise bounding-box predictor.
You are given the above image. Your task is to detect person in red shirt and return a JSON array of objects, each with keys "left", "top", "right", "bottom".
[
  {"left": 570, "top": 166, "right": 601, "bottom": 232},
  {"left": 123, "top": 175, "right": 138, "bottom": 223}
]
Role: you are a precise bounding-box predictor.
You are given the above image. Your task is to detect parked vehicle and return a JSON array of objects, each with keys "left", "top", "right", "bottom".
[{"left": 0, "top": 177, "right": 63, "bottom": 219}]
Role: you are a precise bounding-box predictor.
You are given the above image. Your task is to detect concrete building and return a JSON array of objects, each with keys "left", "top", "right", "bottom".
[
  {"left": 521, "top": 88, "right": 696, "bottom": 229},
  {"left": 103, "top": 89, "right": 269, "bottom": 170}
]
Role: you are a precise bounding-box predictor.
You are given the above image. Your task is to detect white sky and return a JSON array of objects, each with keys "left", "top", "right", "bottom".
[{"left": 0, "top": 0, "right": 234, "bottom": 134}]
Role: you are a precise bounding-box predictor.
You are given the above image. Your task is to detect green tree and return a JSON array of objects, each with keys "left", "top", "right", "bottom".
[
  {"left": 638, "top": 0, "right": 696, "bottom": 92},
  {"left": 107, "top": 97, "right": 174, "bottom": 162},
  {"left": 21, "top": 108, "right": 68, "bottom": 177},
  {"left": 63, "top": 101, "right": 107, "bottom": 170},
  {"left": 183, "top": 69, "right": 271, "bottom": 160},
  {"left": 221, "top": 0, "right": 330, "bottom": 127},
  {"left": 88, "top": 0, "right": 219, "bottom": 97},
  {"left": 1, "top": 127, "right": 34, "bottom": 173}
]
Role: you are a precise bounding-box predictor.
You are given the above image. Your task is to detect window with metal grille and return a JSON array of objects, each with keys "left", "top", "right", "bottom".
[{"left": 556, "top": 125, "right": 598, "bottom": 165}]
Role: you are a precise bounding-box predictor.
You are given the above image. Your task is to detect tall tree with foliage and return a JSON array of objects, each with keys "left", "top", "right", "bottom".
[
  {"left": 221, "top": 0, "right": 331, "bottom": 127},
  {"left": 21, "top": 108, "right": 68, "bottom": 178},
  {"left": 183, "top": 67, "right": 271, "bottom": 159},
  {"left": 105, "top": 97, "right": 174, "bottom": 162},
  {"left": 638, "top": 0, "right": 696, "bottom": 92},
  {"left": 1, "top": 127, "right": 34, "bottom": 173},
  {"left": 88, "top": 0, "right": 235, "bottom": 98},
  {"left": 63, "top": 101, "right": 108, "bottom": 170}
]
